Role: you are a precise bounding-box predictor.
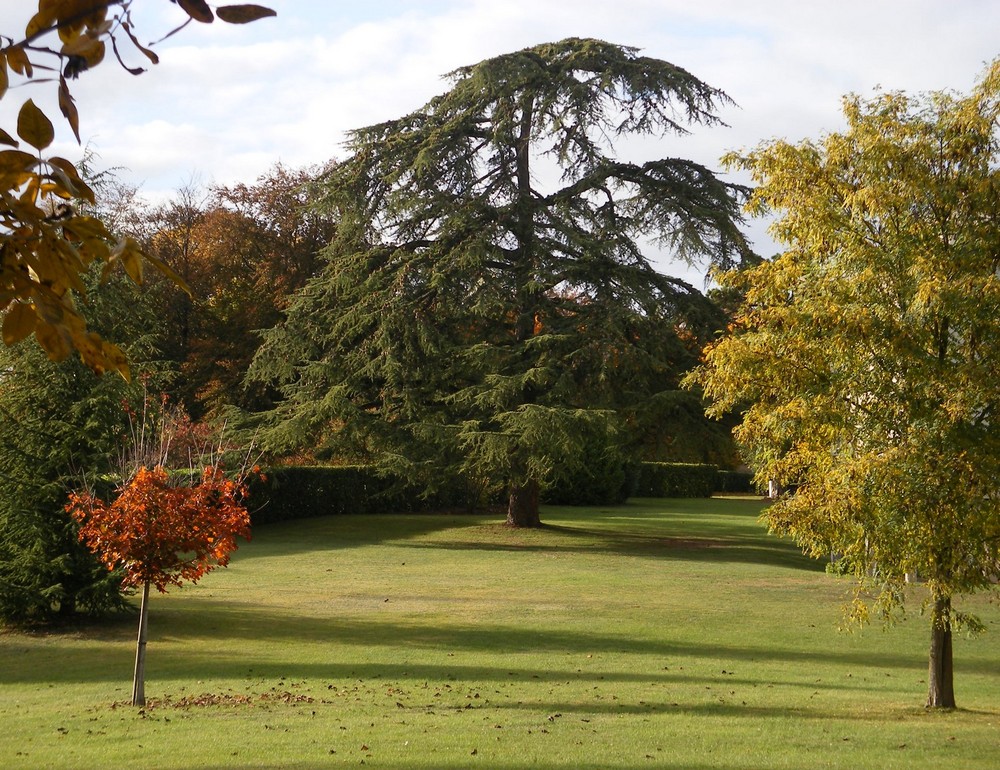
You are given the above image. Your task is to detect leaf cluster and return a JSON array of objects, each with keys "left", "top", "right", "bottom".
[
  {"left": 0, "top": 259, "right": 168, "bottom": 625},
  {"left": 692, "top": 59, "right": 1000, "bottom": 623},
  {"left": 145, "top": 166, "right": 335, "bottom": 417},
  {"left": 68, "top": 465, "right": 252, "bottom": 592},
  {"left": 0, "top": 1, "right": 274, "bottom": 375}
]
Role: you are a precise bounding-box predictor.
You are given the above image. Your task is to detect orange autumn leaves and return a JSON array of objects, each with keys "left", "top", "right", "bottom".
[{"left": 68, "top": 466, "right": 252, "bottom": 592}]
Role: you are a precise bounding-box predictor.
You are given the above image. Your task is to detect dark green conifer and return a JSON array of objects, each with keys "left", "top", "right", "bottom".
[{"left": 251, "top": 39, "right": 752, "bottom": 525}]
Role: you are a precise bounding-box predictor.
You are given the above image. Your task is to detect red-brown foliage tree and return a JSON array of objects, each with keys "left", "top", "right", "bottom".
[{"left": 68, "top": 465, "right": 252, "bottom": 706}]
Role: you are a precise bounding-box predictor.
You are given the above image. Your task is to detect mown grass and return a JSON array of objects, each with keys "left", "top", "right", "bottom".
[{"left": 1, "top": 497, "right": 998, "bottom": 769}]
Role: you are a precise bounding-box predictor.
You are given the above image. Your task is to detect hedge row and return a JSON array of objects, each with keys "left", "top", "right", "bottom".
[
  {"left": 716, "top": 468, "right": 756, "bottom": 494},
  {"left": 633, "top": 463, "right": 755, "bottom": 498},
  {"left": 244, "top": 465, "right": 484, "bottom": 525},
  {"left": 243, "top": 463, "right": 756, "bottom": 524},
  {"left": 633, "top": 462, "right": 717, "bottom": 498}
]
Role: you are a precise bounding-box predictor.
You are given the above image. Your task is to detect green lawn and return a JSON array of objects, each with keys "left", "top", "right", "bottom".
[{"left": 1, "top": 497, "right": 998, "bottom": 769}]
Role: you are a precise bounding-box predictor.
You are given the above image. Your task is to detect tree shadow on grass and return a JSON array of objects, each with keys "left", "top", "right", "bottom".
[
  {"left": 236, "top": 511, "right": 489, "bottom": 559},
  {"left": 236, "top": 497, "right": 819, "bottom": 572},
  {"left": 395, "top": 521, "right": 821, "bottom": 573},
  {"left": 234, "top": 498, "right": 777, "bottom": 564},
  {"left": 180, "top": 755, "right": 746, "bottom": 770},
  {"left": 7, "top": 598, "right": 997, "bottom": 686}
]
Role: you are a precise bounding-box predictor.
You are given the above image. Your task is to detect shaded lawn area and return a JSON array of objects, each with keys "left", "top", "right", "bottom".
[{"left": 1, "top": 497, "right": 998, "bottom": 769}]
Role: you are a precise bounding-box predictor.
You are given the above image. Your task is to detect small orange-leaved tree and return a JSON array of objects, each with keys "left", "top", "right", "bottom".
[{"left": 68, "top": 465, "right": 252, "bottom": 706}]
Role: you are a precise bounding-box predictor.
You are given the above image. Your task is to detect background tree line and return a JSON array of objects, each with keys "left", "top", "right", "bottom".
[
  {"left": 0, "top": 161, "right": 338, "bottom": 623},
  {"left": 2, "top": 4, "right": 996, "bottom": 710},
  {"left": 0, "top": 147, "right": 743, "bottom": 624}
]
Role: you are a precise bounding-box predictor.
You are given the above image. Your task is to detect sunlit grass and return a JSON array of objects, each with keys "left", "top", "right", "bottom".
[{"left": 1, "top": 497, "right": 998, "bottom": 769}]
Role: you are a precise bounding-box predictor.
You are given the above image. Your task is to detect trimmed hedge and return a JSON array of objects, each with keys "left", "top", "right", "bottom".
[
  {"left": 716, "top": 469, "right": 756, "bottom": 494},
  {"left": 543, "top": 460, "right": 638, "bottom": 506},
  {"left": 633, "top": 463, "right": 756, "bottom": 498},
  {"left": 246, "top": 466, "right": 375, "bottom": 524},
  {"left": 633, "top": 462, "right": 719, "bottom": 498},
  {"left": 244, "top": 462, "right": 757, "bottom": 524},
  {"left": 245, "top": 465, "right": 490, "bottom": 525}
]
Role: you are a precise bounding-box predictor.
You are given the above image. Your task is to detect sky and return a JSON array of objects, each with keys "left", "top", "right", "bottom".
[{"left": 2, "top": 0, "right": 999, "bottom": 283}]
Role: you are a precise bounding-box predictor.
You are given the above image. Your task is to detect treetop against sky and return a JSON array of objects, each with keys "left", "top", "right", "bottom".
[{"left": 1, "top": 0, "right": 996, "bottom": 279}]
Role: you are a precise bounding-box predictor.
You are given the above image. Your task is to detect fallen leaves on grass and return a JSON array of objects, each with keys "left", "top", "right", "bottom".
[{"left": 114, "top": 691, "right": 315, "bottom": 710}]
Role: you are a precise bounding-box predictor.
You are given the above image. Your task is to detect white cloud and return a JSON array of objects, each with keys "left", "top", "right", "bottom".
[{"left": 2, "top": 0, "right": 999, "bottom": 281}]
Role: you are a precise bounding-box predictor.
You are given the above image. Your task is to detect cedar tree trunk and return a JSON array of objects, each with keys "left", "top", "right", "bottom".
[
  {"left": 132, "top": 579, "right": 151, "bottom": 707},
  {"left": 926, "top": 593, "right": 956, "bottom": 708},
  {"left": 507, "top": 479, "right": 540, "bottom": 528}
]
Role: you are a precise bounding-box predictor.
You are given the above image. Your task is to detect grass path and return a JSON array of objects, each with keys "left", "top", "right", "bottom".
[{"left": 1, "top": 497, "right": 998, "bottom": 768}]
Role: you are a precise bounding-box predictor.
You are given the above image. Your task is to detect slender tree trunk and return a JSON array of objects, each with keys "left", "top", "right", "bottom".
[
  {"left": 926, "top": 593, "right": 956, "bottom": 708},
  {"left": 58, "top": 595, "right": 76, "bottom": 618},
  {"left": 132, "top": 580, "right": 151, "bottom": 707},
  {"left": 507, "top": 479, "right": 540, "bottom": 528}
]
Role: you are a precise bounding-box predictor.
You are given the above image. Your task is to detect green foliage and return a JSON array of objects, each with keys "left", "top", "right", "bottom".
[
  {"left": 634, "top": 462, "right": 720, "bottom": 498},
  {"left": 632, "top": 388, "right": 742, "bottom": 466},
  {"left": 247, "top": 459, "right": 738, "bottom": 518},
  {"left": 250, "top": 38, "right": 751, "bottom": 526},
  {"left": 716, "top": 469, "right": 756, "bottom": 494},
  {"left": 248, "top": 466, "right": 378, "bottom": 524},
  {"left": 0, "top": 269, "right": 164, "bottom": 625},
  {"left": 145, "top": 166, "right": 336, "bottom": 418},
  {"left": 542, "top": 461, "right": 635, "bottom": 506},
  {"left": 542, "top": 421, "right": 636, "bottom": 505},
  {"left": 690, "top": 60, "right": 1000, "bottom": 707}
]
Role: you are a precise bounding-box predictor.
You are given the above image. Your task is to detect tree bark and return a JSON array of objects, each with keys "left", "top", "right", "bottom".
[
  {"left": 132, "top": 580, "right": 150, "bottom": 707},
  {"left": 926, "top": 593, "right": 956, "bottom": 708},
  {"left": 507, "top": 479, "right": 541, "bottom": 528}
]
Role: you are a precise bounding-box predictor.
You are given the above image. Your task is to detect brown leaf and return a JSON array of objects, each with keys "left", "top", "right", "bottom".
[
  {"left": 52, "top": 1, "right": 108, "bottom": 27},
  {"left": 58, "top": 78, "right": 82, "bottom": 143},
  {"left": 35, "top": 322, "right": 72, "bottom": 361},
  {"left": 2, "top": 302, "right": 38, "bottom": 346},
  {"left": 0, "top": 149, "right": 38, "bottom": 177},
  {"left": 0, "top": 128, "right": 17, "bottom": 148},
  {"left": 25, "top": 10, "right": 57, "bottom": 40},
  {"left": 216, "top": 5, "right": 277, "bottom": 24},
  {"left": 82, "top": 3, "right": 109, "bottom": 29},
  {"left": 118, "top": 241, "right": 145, "bottom": 285},
  {"left": 58, "top": 20, "right": 86, "bottom": 46},
  {"left": 104, "top": 339, "right": 130, "bottom": 381},
  {"left": 178, "top": 0, "right": 215, "bottom": 23},
  {"left": 122, "top": 21, "right": 160, "bottom": 64},
  {"left": 17, "top": 99, "right": 55, "bottom": 151},
  {"left": 61, "top": 33, "right": 106, "bottom": 68},
  {"left": 48, "top": 156, "right": 95, "bottom": 201},
  {"left": 109, "top": 31, "right": 147, "bottom": 76},
  {"left": 0, "top": 55, "right": 8, "bottom": 101},
  {"left": 6, "top": 45, "right": 34, "bottom": 78}
]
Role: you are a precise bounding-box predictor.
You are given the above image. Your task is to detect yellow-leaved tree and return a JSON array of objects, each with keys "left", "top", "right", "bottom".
[
  {"left": 688, "top": 60, "right": 1000, "bottom": 709},
  {"left": 0, "top": 0, "right": 275, "bottom": 377}
]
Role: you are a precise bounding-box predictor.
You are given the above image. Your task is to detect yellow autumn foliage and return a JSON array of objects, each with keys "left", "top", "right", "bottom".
[{"left": 0, "top": 1, "right": 274, "bottom": 377}]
